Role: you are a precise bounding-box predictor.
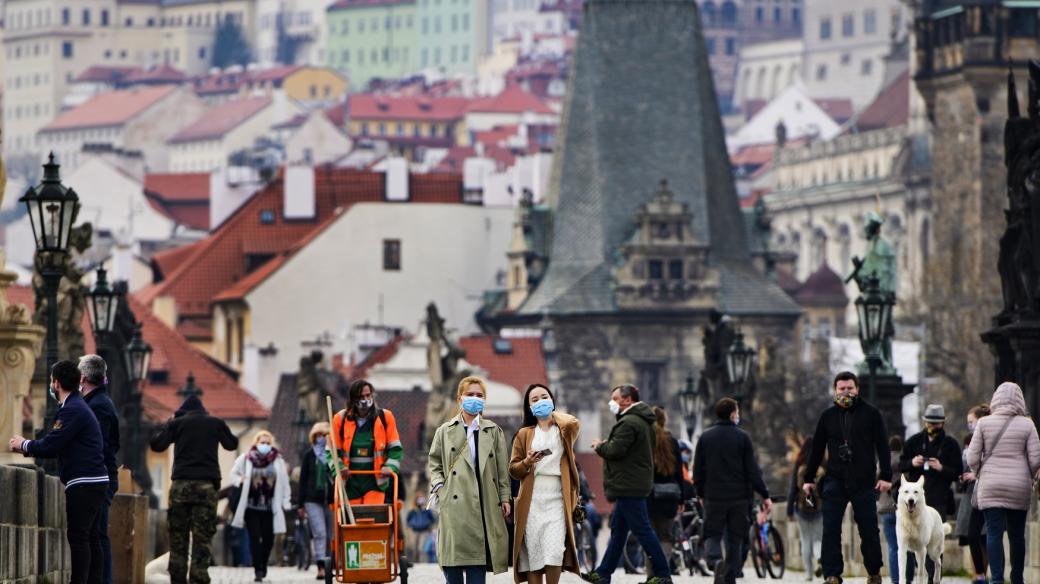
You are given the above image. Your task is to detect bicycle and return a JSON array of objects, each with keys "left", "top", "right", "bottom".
[
  {"left": 621, "top": 498, "right": 710, "bottom": 576},
  {"left": 574, "top": 515, "right": 598, "bottom": 574},
  {"left": 748, "top": 497, "right": 785, "bottom": 579}
]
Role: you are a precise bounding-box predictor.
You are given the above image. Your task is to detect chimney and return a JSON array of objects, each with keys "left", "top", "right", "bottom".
[
  {"left": 384, "top": 157, "right": 409, "bottom": 201},
  {"left": 111, "top": 242, "right": 134, "bottom": 285},
  {"left": 284, "top": 165, "right": 316, "bottom": 219},
  {"left": 241, "top": 343, "right": 281, "bottom": 407},
  {"left": 210, "top": 169, "right": 261, "bottom": 229}
]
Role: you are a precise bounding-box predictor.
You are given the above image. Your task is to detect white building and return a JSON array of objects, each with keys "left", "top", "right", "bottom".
[
  {"left": 465, "top": 85, "right": 557, "bottom": 132},
  {"left": 212, "top": 194, "right": 514, "bottom": 375},
  {"left": 802, "top": 0, "right": 908, "bottom": 109},
  {"left": 728, "top": 83, "right": 841, "bottom": 152},
  {"left": 255, "top": 0, "right": 335, "bottom": 67},
  {"left": 168, "top": 95, "right": 302, "bottom": 173},
  {"left": 733, "top": 38, "right": 803, "bottom": 108},
  {"left": 274, "top": 109, "right": 353, "bottom": 165},
  {"left": 36, "top": 85, "right": 207, "bottom": 173},
  {"left": 491, "top": 0, "right": 568, "bottom": 43}
]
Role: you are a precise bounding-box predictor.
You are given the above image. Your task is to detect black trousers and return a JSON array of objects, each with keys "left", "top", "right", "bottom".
[
  {"left": 244, "top": 508, "right": 275, "bottom": 577},
  {"left": 703, "top": 498, "right": 750, "bottom": 584},
  {"left": 820, "top": 478, "right": 882, "bottom": 578},
  {"left": 67, "top": 482, "right": 108, "bottom": 584}
]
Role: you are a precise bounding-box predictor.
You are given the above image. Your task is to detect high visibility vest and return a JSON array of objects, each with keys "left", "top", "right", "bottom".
[{"left": 332, "top": 408, "right": 402, "bottom": 487}]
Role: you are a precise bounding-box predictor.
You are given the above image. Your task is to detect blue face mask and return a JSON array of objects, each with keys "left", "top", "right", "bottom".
[
  {"left": 48, "top": 385, "right": 57, "bottom": 402},
  {"left": 681, "top": 453, "right": 691, "bottom": 463},
  {"left": 733, "top": 415, "right": 741, "bottom": 426},
  {"left": 531, "top": 399, "right": 555, "bottom": 419},
  {"left": 462, "top": 396, "right": 485, "bottom": 415},
  {"left": 256, "top": 444, "right": 273, "bottom": 456}
]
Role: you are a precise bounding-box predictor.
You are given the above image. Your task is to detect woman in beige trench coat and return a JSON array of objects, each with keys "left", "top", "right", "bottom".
[
  {"left": 509, "top": 383, "right": 580, "bottom": 584},
  {"left": 427, "top": 376, "right": 512, "bottom": 584}
]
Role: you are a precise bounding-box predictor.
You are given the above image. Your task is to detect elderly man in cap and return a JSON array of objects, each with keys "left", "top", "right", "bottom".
[{"left": 898, "top": 404, "right": 962, "bottom": 583}]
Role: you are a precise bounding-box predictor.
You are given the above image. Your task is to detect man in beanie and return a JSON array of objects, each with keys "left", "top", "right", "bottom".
[
  {"left": 898, "top": 404, "right": 962, "bottom": 583},
  {"left": 151, "top": 389, "right": 239, "bottom": 584}
]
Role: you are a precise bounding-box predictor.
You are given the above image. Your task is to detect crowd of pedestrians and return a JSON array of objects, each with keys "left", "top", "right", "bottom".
[{"left": 11, "top": 357, "right": 1040, "bottom": 584}]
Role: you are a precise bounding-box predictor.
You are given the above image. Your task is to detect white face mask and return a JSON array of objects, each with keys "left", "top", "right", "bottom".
[{"left": 608, "top": 399, "right": 621, "bottom": 415}]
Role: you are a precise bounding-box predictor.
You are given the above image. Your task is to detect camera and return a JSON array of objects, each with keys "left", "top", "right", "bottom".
[{"left": 837, "top": 442, "right": 853, "bottom": 463}]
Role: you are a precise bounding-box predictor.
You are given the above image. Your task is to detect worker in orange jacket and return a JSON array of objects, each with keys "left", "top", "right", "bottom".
[{"left": 331, "top": 379, "right": 404, "bottom": 505}]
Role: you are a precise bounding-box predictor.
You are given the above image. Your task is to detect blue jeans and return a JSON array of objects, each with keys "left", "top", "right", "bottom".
[
  {"left": 443, "top": 565, "right": 486, "bottom": 584},
  {"left": 983, "top": 508, "right": 1027, "bottom": 584},
  {"left": 99, "top": 480, "right": 117, "bottom": 584},
  {"left": 595, "top": 497, "right": 670, "bottom": 581},
  {"left": 880, "top": 512, "right": 898, "bottom": 584}
]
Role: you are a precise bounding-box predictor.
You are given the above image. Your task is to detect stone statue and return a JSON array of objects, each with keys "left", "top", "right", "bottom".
[
  {"left": 846, "top": 212, "right": 897, "bottom": 372},
  {"left": 700, "top": 309, "right": 734, "bottom": 398},
  {"left": 423, "top": 303, "right": 470, "bottom": 447},
  {"left": 296, "top": 350, "right": 327, "bottom": 423},
  {"left": 32, "top": 221, "right": 91, "bottom": 363}
]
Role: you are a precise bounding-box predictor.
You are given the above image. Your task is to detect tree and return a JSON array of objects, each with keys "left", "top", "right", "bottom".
[
  {"left": 275, "top": 11, "right": 301, "bottom": 65},
  {"left": 212, "top": 17, "right": 252, "bottom": 68}
]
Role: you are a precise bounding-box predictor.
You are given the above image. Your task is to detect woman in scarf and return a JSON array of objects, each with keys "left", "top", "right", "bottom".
[
  {"left": 296, "top": 422, "right": 334, "bottom": 579},
  {"left": 231, "top": 430, "right": 292, "bottom": 582}
]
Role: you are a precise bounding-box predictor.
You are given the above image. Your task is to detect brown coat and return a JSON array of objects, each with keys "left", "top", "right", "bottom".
[{"left": 508, "top": 412, "right": 580, "bottom": 583}]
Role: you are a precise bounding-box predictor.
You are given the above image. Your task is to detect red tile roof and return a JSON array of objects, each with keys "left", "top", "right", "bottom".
[
  {"left": 813, "top": 98, "right": 854, "bottom": 123},
  {"left": 852, "top": 71, "right": 910, "bottom": 132},
  {"left": 457, "top": 336, "right": 548, "bottom": 392},
  {"left": 250, "top": 65, "right": 303, "bottom": 83},
  {"left": 325, "top": 102, "right": 347, "bottom": 128},
  {"left": 144, "top": 168, "right": 463, "bottom": 327},
  {"left": 792, "top": 264, "right": 848, "bottom": 307},
  {"left": 75, "top": 65, "right": 137, "bottom": 83},
  {"left": 337, "top": 335, "right": 409, "bottom": 380},
  {"left": 40, "top": 86, "right": 179, "bottom": 132},
  {"left": 6, "top": 285, "right": 266, "bottom": 422},
  {"left": 122, "top": 64, "right": 189, "bottom": 85},
  {"left": 468, "top": 85, "right": 554, "bottom": 115},
  {"left": 168, "top": 96, "right": 272, "bottom": 144},
  {"left": 433, "top": 145, "right": 517, "bottom": 173},
  {"left": 144, "top": 173, "right": 212, "bottom": 231},
  {"left": 151, "top": 241, "right": 204, "bottom": 281},
  {"left": 349, "top": 94, "right": 471, "bottom": 122}
]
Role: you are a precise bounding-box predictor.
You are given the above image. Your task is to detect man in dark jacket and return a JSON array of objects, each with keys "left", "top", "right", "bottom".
[
  {"left": 79, "top": 354, "right": 120, "bottom": 584},
  {"left": 899, "top": 404, "right": 962, "bottom": 583},
  {"left": 583, "top": 384, "right": 672, "bottom": 584},
  {"left": 151, "top": 391, "right": 239, "bottom": 584},
  {"left": 9, "top": 360, "right": 109, "bottom": 584},
  {"left": 694, "top": 398, "right": 771, "bottom": 584},
  {"left": 803, "top": 371, "right": 892, "bottom": 584}
]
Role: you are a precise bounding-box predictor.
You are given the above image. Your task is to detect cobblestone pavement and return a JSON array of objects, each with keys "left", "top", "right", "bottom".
[{"left": 206, "top": 562, "right": 974, "bottom": 583}]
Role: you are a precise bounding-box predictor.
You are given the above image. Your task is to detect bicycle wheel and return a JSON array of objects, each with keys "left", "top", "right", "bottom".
[
  {"left": 576, "top": 523, "right": 597, "bottom": 574},
  {"left": 749, "top": 525, "right": 766, "bottom": 578},
  {"left": 622, "top": 533, "right": 645, "bottom": 574},
  {"left": 765, "top": 524, "right": 785, "bottom": 579}
]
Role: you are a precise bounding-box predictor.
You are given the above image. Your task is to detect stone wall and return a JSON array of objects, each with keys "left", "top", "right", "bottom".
[{"left": 0, "top": 464, "right": 69, "bottom": 584}]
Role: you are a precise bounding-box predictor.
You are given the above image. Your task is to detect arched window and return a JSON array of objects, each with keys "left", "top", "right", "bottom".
[
  {"left": 702, "top": 1, "right": 716, "bottom": 24},
  {"left": 755, "top": 67, "right": 767, "bottom": 99},
  {"left": 770, "top": 65, "right": 783, "bottom": 97},
  {"left": 721, "top": 1, "right": 737, "bottom": 24}
]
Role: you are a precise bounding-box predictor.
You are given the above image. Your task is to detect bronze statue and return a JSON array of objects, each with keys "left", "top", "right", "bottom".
[{"left": 846, "top": 212, "right": 897, "bottom": 372}]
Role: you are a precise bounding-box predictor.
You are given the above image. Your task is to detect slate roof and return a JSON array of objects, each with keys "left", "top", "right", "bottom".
[
  {"left": 40, "top": 86, "right": 178, "bottom": 132},
  {"left": 522, "top": 0, "right": 799, "bottom": 317},
  {"left": 168, "top": 96, "right": 272, "bottom": 144}
]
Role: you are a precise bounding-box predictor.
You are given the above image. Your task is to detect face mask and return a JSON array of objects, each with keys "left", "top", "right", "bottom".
[
  {"left": 315, "top": 436, "right": 327, "bottom": 449},
  {"left": 357, "top": 399, "right": 374, "bottom": 410},
  {"left": 531, "top": 399, "right": 555, "bottom": 419},
  {"left": 926, "top": 426, "right": 942, "bottom": 437},
  {"left": 608, "top": 399, "right": 621, "bottom": 415},
  {"left": 48, "top": 385, "right": 57, "bottom": 402},
  {"left": 834, "top": 392, "right": 857, "bottom": 409},
  {"left": 462, "top": 396, "right": 485, "bottom": 415},
  {"left": 968, "top": 422, "right": 976, "bottom": 433},
  {"left": 256, "top": 444, "right": 272, "bottom": 455},
  {"left": 733, "top": 415, "right": 741, "bottom": 426},
  {"left": 681, "top": 454, "right": 691, "bottom": 463}
]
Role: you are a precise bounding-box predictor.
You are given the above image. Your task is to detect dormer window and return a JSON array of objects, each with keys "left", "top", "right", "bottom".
[
  {"left": 648, "top": 260, "right": 663, "bottom": 279},
  {"left": 654, "top": 223, "right": 670, "bottom": 239},
  {"left": 669, "top": 260, "right": 683, "bottom": 280}
]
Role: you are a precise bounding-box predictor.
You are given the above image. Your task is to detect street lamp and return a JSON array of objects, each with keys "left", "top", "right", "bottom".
[
  {"left": 124, "top": 324, "right": 153, "bottom": 503},
  {"left": 21, "top": 153, "right": 79, "bottom": 437},
  {"left": 725, "top": 330, "right": 756, "bottom": 402},
  {"left": 855, "top": 275, "right": 891, "bottom": 403},
  {"left": 678, "top": 374, "right": 700, "bottom": 442},
  {"left": 125, "top": 324, "right": 153, "bottom": 385},
  {"left": 87, "top": 267, "right": 119, "bottom": 337}
]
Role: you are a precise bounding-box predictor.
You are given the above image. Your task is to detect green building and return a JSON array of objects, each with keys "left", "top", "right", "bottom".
[
  {"left": 416, "top": 0, "right": 492, "bottom": 76},
  {"left": 326, "top": 0, "right": 420, "bottom": 89}
]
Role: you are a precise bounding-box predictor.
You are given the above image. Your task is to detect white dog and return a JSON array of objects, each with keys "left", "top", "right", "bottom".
[{"left": 896, "top": 474, "right": 951, "bottom": 584}]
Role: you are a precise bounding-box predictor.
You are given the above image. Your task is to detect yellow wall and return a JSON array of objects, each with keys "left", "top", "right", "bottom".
[
  {"left": 282, "top": 68, "right": 349, "bottom": 103},
  {"left": 212, "top": 301, "right": 251, "bottom": 371}
]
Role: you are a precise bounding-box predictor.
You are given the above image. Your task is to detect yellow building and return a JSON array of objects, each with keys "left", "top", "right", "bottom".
[{"left": 347, "top": 94, "right": 471, "bottom": 160}]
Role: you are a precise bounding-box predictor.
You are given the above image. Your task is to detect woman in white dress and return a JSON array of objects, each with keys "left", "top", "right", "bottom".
[{"left": 509, "top": 384, "right": 581, "bottom": 584}]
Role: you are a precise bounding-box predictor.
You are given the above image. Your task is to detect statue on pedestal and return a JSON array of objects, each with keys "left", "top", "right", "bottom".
[
  {"left": 296, "top": 350, "right": 328, "bottom": 423},
  {"left": 423, "top": 303, "right": 470, "bottom": 447},
  {"left": 847, "top": 211, "right": 897, "bottom": 373}
]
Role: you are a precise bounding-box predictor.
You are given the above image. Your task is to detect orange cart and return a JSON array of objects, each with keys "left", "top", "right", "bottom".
[{"left": 324, "top": 470, "right": 409, "bottom": 584}]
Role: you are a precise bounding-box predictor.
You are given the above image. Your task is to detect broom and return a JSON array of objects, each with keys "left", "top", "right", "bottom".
[{"left": 326, "top": 395, "right": 356, "bottom": 525}]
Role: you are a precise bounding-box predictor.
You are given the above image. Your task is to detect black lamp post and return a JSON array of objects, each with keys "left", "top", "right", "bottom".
[
  {"left": 855, "top": 275, "right": 891, "bottom": 404},
  {"left": 87, "top": 267, "right": 119, "bottom": 339},
  {"left": 125, "top": 324, "right": 153, "bottom": 502},
  {"left": 725, "top": 330, "right": 756, "bottom": 403},
  {"left": 678, "top": 373, "right": 700, "bottom": 442},
  {"left": 22, "top": 153, "right": 79, "bottom": 436},
  {"left": 178, "top": 372, "right": 203, "bottom": 399}
]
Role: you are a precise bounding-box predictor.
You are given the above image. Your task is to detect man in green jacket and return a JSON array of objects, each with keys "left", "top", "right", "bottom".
[{"left": 583, "top": 385, "right": 672, "bottom": 584}]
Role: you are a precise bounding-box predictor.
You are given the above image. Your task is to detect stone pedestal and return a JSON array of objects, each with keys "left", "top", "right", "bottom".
[
  {"left": 872, "top": 373, "right": 915, "bottom": 439},
  {"left": 982, "top": 313, "right": 1040, "bottom": 418},
  {"left": 0, "top": 260, "right": 44, "bottom": 465}
]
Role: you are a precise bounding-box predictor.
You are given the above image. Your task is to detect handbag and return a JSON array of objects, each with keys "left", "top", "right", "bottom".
[
  {"left": 572, "top": 501, "right": 586, "bottom": 524},
  {"left": 652, "top": 482, "right": 682, "bottom": 502},
  {"left": 972, "top": 416, "right": 1015, "bottom": 509}
]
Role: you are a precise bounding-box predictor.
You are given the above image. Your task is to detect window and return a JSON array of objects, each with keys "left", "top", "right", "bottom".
[
  {"left": 82, "top": 9, "right": 90, "bottom": 25},
  {"left": 864, "top": 9, "right": 876, "bottom": 34},
  {"left": 359, "top": 18, "right": 365, "bottom": 32},
  {"left": 819, "top": 17, "right": 831, "bottom": 40},
  {"left": 725, "top": 37, "right": 736, "bottom": 55},
  {"left": 815, "top": 64, "right": 827, "bottom": 80},
  {"left": 648, "top": 260, "right": 663, "bottom": 280},
  {"left": 125, "top": 16, "right": 134, "bottom": 26},
  {"left": 378, "top": 122, "right": 385, "bottom": 135},
  {"left": 818, "top": 317, "right": 832, "bottom": 339},
  {"left": 755, "top": 6, "right": 764, "bottom": 22},
  {"left": 422, "top": 17, "right": 428, "bottom": 33},
  {"left": 773, "top": 7, "right": 781, "bottom": 22},
  {"left": 840, "top": 52, "right": 851, "bottom": 65},
  {"left": 861, "top": 59, "right": 873, "bottom": 75},
  {"left": 721, "top": 0, "right": 737, "bottom": 24},
  {"left": 147, "top": 17, "right": 155, "bottom": 27},
  {"left": 842, "top": 13, "right": 854, "bottom": 37},
  {"left": 225, "top": 319, "right": 233, "bottom": 363},
  {"left": 792, "top": 7, "right": 800, "bottom": 23},
  {"left": 101, "top": 9, "right": 109, "bottom": 26},
  {"left": 198, "top": 47, "right": 207, "bottom": 60},
  {"left": 62, "top": 8, "right": 70, "bottom": 25},
  {"left": 635, "top": 362, "right": 663, "bottom": 403},
  {"left": 461, "top": 45, "right": 469, "bottom": 62},
  {"left": 62, "top": 41, "right": 73, "bottom": 58},
  {"left": 434, "top": 16, "right": 441, "bottom": 33},
  {"left": 450, "top": 45, "right": 457, "bottom": 63},
  {"left": 669, "top": 260, "right": 683, "bottom": 280},
  {"left": 342, "top": 19, "right": 350, "bottom": 33},
  {"left": 706, "top": 38, "right": 717, "bottom": 55},
  {"left": 260, "top": 209, "right": 275, "bottom": 224},
  {"left": 463, "top": 13, "right": 470, "bottom": 30},
  {"left": 383, "top": 240, "right": 401, "bottom": 271}
]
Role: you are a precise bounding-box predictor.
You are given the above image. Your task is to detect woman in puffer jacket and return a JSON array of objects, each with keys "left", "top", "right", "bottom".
[{"left": 965, "top": 382, "right": 1040, "bottom": 584}]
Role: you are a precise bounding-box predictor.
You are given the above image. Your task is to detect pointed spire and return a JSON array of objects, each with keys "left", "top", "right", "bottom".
[{"left": 1009, "top": 60, "right": 1020, "bottom": 119}]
